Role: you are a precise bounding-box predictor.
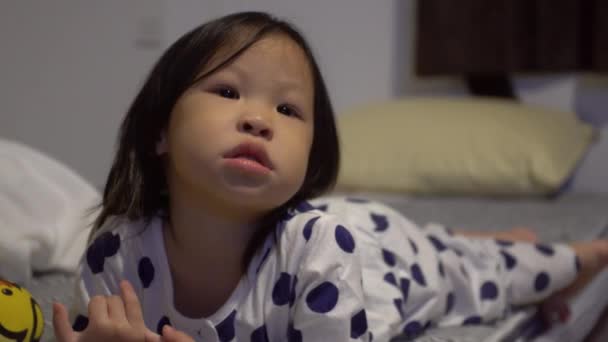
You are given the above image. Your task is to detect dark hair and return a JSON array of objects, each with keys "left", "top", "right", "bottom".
[{"left": 92, "top": 11, "right": 340, "bottom": 264}]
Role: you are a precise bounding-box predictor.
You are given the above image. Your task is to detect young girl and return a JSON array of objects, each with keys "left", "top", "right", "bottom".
[{"left": 53, "top": 11, "right": 608, "bottom": 342}]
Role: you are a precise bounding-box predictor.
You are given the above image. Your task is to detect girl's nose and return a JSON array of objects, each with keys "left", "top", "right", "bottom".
[{"left": 238, "top": 116, "right": 273, "bottom": 140}]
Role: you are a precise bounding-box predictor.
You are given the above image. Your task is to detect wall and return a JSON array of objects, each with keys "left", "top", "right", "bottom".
[{"left": 0, "top": 1, "right": 163, "bottom": 187}]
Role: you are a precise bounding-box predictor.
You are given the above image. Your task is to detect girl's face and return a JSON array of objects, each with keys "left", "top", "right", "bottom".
[{"left": 159, "top": 33, "right": 315, "bottom": 217}]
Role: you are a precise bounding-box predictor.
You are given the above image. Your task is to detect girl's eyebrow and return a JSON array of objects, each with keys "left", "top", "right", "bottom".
[{"left": 226, "top": 64, "right": 305, "bottom": 93}]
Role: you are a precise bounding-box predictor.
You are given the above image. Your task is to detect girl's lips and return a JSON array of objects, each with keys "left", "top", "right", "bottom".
[
  {"left": 223, "top": 142, "right": 274, "bottom": 170},
  {"left": 223, "top": 157, "right": 272, "bottom": 174}
]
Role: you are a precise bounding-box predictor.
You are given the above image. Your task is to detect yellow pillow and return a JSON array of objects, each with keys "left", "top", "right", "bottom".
[{"left": 336, "top": 97, "right": 596, "bottom": 196}]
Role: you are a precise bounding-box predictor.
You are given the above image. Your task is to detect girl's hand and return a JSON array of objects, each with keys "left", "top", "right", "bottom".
[
  {"left": 159, "top": 325, "right": 196, "bottom": 342},
  {"left": 53, "top": 280, "right": 160, "bottom": 342}
]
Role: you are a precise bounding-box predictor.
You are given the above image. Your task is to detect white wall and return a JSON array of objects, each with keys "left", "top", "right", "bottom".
[
  {"left": 0, "top": 2, "right": 164, "bottom": 187},
  {"left": 1, "top": 1, "right": 605, "bottom": 188}
]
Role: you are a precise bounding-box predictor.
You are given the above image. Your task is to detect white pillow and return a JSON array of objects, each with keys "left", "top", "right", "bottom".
[{"left": 0, "top": 138, "right": 100, "bottom": 284}]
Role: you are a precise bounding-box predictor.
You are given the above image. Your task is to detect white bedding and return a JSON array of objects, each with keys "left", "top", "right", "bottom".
[{"left": 0, "top": 138, "right": 99, "bottom": 285}]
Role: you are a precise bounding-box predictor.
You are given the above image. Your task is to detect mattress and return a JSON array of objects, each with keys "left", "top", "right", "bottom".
[{"left": 28, "top": 193, "right": 608, "bottom": 341}]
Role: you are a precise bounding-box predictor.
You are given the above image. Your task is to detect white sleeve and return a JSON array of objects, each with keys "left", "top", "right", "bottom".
[
  {"left": 288, "top": 214, "right": 371, "bottom": 342},
  {"left": 68, "top": 227, "right": 127, "bottom": 331}
]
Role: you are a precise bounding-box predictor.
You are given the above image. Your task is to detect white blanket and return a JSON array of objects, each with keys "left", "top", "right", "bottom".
[{"left": 0, "top": 138, "right": 99, "bottom": 285}]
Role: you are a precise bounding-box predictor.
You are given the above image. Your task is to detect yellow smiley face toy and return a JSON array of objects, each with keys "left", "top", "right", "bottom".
[{"left": 0, "top": 279, "right": 44, "bottom": 342}]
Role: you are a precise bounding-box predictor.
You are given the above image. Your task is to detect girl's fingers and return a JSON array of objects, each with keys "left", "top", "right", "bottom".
[
  {"left": 52, "top": 302, "right": 77, "bottom": 342},
  {"left": 120, "top": 280, "right": 146, "bottom": 328},
  {"left": 106, "top": 294, "right": 128, "bottom": 323},
  {"left": 145, "top": 329, "right": 163, "bottom": 342},
  {"left": 88, "top": 295, "right": 110, "bottom": 326},
  {"left": 161, "top": 325, "right": 196, "bottom": 342}
]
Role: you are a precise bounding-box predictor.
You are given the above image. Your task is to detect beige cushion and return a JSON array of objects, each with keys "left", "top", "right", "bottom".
[{"left": 336, "top": 97, "right": 596, "bottom": 196}]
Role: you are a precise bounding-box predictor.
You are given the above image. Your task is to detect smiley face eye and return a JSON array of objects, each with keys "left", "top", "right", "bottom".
[{"left": 1, "top": 288, "right": 13, "bottom": 296}]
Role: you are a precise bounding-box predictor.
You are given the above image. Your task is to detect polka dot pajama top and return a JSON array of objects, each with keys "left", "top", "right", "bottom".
[{"left": 69, "top": 197, "right": 579, "bottom": 341}]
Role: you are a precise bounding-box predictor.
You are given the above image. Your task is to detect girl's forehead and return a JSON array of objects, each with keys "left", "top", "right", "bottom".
[{"left": 201, "top": 33, "right": 312, "bottom": 80}]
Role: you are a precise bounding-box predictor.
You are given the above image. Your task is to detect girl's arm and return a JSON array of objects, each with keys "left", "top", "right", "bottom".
[
  {"left": 288, "top": 215, "right": 370, "bottom": 341},
  {"left": 53, "top": 228, "right": 165, "bottom": 341}
]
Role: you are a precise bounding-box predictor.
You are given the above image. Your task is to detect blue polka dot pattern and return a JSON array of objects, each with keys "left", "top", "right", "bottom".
[
  {"left": 369, "top": 331, "right": 374, "bottom": 341},
  {"left": 438, "top": 261, "right": 445, "bottom": 278},
  {"left": 400, "top": 278, "right": 410, "bottom": 302},
  {"left": 409, "top": 238, "right": 419, "bottom": 254},
  {"left": 156, "top": 316, "right": 172, "bottom": 335},
  {"left": 314, "top": 204, "right": 328, "bottom": 212},
  {"left": 350, "top": 309, "right": 368, "bottom": 338},
  {"left": 384, "top": 272, "right": 398, "bottom": 287},
  {"left": 394, "top": 298, "right": 404, "bottom": 318},
  {"left": 575, "top": 256, "right": 582, "bottom": 273},
  {"left": 256, "top": 247, "right": 272, "bottom": 274},
  {"left": 428, "top": 235, "right": 447, "bottom": 252},
  {"left": 346, "top": 197, "right": 369, "bottom": 203},
  {"left": 402, "top": 321, "right": 423, "bottom": 339},
  {"left": 411, "top": 263, "right": 427, "bottom": 286},
  {"left": 251, "top": 325, "right": 269, "bottom": 342},
  {"left": 445, "top": 292, "right": 455, "bottom": 314},
  {"left": 335, "top": 225, "right": 355, "bottom": 253},
  {"left": 138, "top": 257, "right": 155, "bottom": 289},
  {"left": 86, "top": 232, "right": 121, "bottom": 274},
  {"left": 288, "top": 322, "right": 302, "bottom": 342},
  {"left": 463, "top": 316, "right": 482, "bottom": 325},
  {"left": 370, "top": 213, "right": 389, "bottom": 232},
  {"left": 296, "top": 201, "right": 315, "bottom": 212},
  {"left": 215, "top": 310, "right": 237, "bottom": 342},
  {"left": 272, "top": 272, "right": 292, "bottom": 306},
  {"left": 535, "top": 272, "right": 551, "bottom": 292},
  {"left": 72, "top": 314, "right": 89, "bottom": 332},
  {"left": 501, "top": 250, "right": 517, "bottom": 270},
  {"left": 281, "top": 210, "right": 297, "bottom": 223},
  {"left": 289, "top": 275, "right": 298, "bottom": 307},
  {"left": 382, "top": 249, "right": 396, "bottom": 267},
  {"left": 306, "top": 282, "right": 339, "bottom": 313},
  {"left": 496, "top": 239, "right": 514, "bottom": 247},
  {"left": 536, "top": 244, "right": 555, "bottom": 256},
  {"left": 302, "top": 216, "right": 320, "bottom": 242},
  {"left": 480, "top": 281, "right": 499, "bottom": 300}
]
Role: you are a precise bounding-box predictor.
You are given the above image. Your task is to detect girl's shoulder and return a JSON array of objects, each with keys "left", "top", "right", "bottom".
[
  {"left": 276, "top": 200, "right": 356, "bottom": 242},
  {"left": 83, "top": 215, "right": 160, "bottom": 275},
  {"left": 271, "top": 200, "right": 364, "bottom": 263},
  {"left": 258, "top": 200, "right": 364, "bottom": 283},
  {"left": 88, "top": 215, "right": 152, "bottom": 247}
]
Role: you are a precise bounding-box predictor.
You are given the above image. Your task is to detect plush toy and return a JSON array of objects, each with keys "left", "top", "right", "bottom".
[{"left": 0, "top": 279, "right": 44, "bottom": 342}]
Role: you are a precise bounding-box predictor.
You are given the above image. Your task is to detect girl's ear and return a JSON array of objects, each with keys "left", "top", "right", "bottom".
[{"left": 156, "top": 132, "right": 168, "bottom": 155}]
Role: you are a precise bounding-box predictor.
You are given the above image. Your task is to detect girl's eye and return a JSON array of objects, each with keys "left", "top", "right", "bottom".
[
  {"left": 277, "top": 104, "right": 300, "bottom": 118},
  {"left": 215, "top": 87, "right": 239, "bottom": 99}
]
